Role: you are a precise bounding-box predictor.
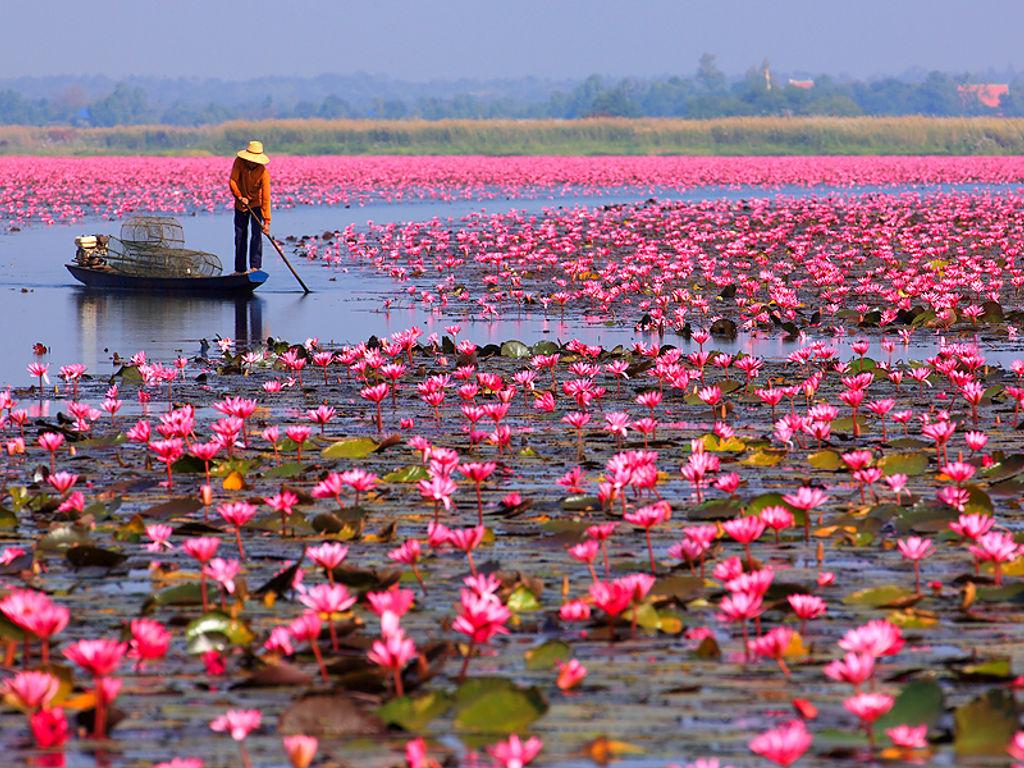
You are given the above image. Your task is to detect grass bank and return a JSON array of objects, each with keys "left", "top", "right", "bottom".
[{"left": 2, "top": 116, "right": 1024, "bottom": 155}]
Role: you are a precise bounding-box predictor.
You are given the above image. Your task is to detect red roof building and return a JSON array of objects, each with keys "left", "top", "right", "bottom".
[{"left": 957, "top": 83, "right": 1009, "bottom": 108}]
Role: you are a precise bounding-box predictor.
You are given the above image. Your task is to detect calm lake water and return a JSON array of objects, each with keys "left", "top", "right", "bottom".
[{"left": 0, "top": 183, "right": 1017, "bottom": 387}]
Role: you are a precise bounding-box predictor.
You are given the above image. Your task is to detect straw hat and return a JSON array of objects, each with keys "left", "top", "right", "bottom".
[{"left": 237, "top": 140, "right": 270, "bottom": 165}]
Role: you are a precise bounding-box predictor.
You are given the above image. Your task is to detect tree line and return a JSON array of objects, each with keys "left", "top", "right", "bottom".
[{"left": 1, "top": 56, "right": 1022, "bottom": 126}]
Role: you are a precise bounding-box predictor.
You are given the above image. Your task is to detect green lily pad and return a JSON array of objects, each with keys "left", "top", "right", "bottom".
[
  {"left": 265, "top": 461, "right": 306, "bottom": 479},
  {"left": 453, "top": 677, "right": 548, "bottom": 734},
  {"left": 524, "top": 640, "right": 571, "bottom": 670},
  {"left": 954, "top": 688, "right": 1020, "bottom": 756},
  {"left": 507, "top": 586, "right": 541, "bottom": 613},
  {"left": 880, "top": 453, "right": 929, "bottom": 477},
  {"left": 185, "top": 611, "right": 255, "bottom": 653},
  {"left": 322, "top": 437, "right": 378, "bottom": 460},
  {"left": 142, "top": 582, "right": 204, "bottom": 613},
  {"left": 561, "top": 495, "right": 600, "bottom": 512},
  {"left": 832, "top": 416, "right": 868, "bottom": 434},
  {"left": 958, "top": 658, "right": 1013, "bottom": 681},
  {"left": 842, "top": 584, "right": 917, "bottom": 608},
  {"left": 382, "top": 465, "right": 430, "bottom": 484},
  {"left": 378, "top": 691, "right": 452, "bottom": 731},
  {"left": 808, "top": 450, "right": 843, "bottom": 471},
  {"left": 874, "top": 679, "right": 944, "bottom": 736},
  {"left": 500, "top": 340, "right": 531, "bottom": 359}
]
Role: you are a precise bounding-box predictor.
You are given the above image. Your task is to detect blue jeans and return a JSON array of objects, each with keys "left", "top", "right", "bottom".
[{"left": 234, "top": 209, "right": 263, "bottom": 272}]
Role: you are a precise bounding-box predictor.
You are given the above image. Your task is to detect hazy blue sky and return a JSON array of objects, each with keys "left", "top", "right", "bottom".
[{"left": 6, "top": 0, "right": 1023, "bottom": 81}]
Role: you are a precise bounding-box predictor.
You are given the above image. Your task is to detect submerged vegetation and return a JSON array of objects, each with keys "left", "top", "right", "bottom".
[{"left": 3, "top": 116, "right": 1024, "bottom": 156}]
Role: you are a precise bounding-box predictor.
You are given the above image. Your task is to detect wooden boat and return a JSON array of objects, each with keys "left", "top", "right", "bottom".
[
  {"left": 69, "top": 218, "right": 269, "bottom": 294},
  {"left": 67, "top": 265, "right": 269, "bottom": 294}
]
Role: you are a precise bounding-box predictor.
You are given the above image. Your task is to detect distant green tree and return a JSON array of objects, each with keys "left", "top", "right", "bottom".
[
  {"left": 89, "top": 84, "right": 150, "bottom": 126},
  {"left": 318, "top": 95, "right": 353, "bottom": 119},
  {"left": 697, "top": 53, "right": 727, "bottom": 94}
]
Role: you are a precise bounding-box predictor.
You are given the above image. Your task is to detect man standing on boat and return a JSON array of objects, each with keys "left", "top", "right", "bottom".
[{"left": 229, "top": 140, "right": 271, "bottom": 274}]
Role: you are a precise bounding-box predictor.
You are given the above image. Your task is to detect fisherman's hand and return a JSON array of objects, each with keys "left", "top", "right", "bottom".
[
  {"left": 240, "top": 196, "right": 249, "bottom": 207},
  {"left": 262, "top": 222, "right": 270, "bottom": 234}
]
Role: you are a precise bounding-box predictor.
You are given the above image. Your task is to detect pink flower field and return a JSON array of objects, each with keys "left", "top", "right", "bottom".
[
  {"left": 3, "top": 156, "right": 1024, "bottom": 767},
  {"left": 3, "top": 154, "right": 1024, "bottom": 228}
]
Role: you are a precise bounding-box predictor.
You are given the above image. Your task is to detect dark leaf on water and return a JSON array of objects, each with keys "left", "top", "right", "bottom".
[
  {"left": 142, "top": 497, "right": 203, "bottom": 519},
  {"left": 66, "top": 545, "right": 127, "bottom": 569},
  {"left": 235, "top": 660, "right": 313, "bottom": 688},
  {"left": 254, "top": 551, "right": 306, "bottom": 598},
  {"left": 278, "top": 693, "right": 386, "bottom": 737}
]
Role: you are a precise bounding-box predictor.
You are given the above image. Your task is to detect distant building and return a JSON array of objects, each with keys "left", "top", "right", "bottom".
[
  {"left": 957, "top": 83, "right": 1009, "bottom": 108},
  {"left": 788, "top": 79, "right": 815, "bottom": 90}
]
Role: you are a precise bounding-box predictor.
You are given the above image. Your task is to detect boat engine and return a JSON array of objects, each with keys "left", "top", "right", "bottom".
[{"left": 74, "top": 234, "right": 112, "bottom": 269}]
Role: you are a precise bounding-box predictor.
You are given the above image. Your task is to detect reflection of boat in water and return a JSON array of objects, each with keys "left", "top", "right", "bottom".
[
  {"left": 68, "top": 216, "right": 268, "bottom": 295},
  {"left": 75, "top": 291, "right": 266, "bottom": 368}
]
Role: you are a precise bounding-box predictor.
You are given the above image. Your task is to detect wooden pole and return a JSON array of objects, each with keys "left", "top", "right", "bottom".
[{"left": 245, "top": 204, "right": 311, "bottom": 294}]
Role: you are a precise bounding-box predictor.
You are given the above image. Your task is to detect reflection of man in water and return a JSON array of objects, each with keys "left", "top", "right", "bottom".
[
  {"left": 228, "top": 140, "right": 271, "bottom": 274},
  {"left": 234, "top": 297, "right": 264, "bottom": 346}
]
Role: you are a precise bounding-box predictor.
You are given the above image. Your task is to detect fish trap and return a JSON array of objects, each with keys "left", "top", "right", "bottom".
[{"left": 80, "top": 216, "right": 223, "bottom": 278}]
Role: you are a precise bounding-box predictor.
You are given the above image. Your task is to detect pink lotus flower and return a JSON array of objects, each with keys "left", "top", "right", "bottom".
[
  {"left": 283, "top": 734, "right": 319, "bottom": 768},
  {"left": 129, "top": 618, "right": 171, "bottom": 668},
  {"left": 2, "top": 670, "right": 59, "bottom": 710},
  {"left": 488, "top": 734, "right": 543, "bottom": 768},
  {"left": 886, "top": 724, "right": 928, "bottom": 749},
  {"left": 748, "top": 719, "right": 812, "bottom": 766}
]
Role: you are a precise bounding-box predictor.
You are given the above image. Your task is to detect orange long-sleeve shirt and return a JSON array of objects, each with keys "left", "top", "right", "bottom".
[{"left": 228, "top": 157, "right": 271, "bottom": 222}]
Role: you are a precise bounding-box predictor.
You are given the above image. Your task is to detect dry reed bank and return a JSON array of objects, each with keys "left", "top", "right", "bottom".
[{"left": 2, "top": 116, "right": 1024, "bottom": 155}]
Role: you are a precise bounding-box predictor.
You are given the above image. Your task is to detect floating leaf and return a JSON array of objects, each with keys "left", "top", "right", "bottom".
[
  {"left": 843, "top": 584, "right": 918, "bottom": 609},
  {"left": 382, "top": 465, "right": 429, "bottom": 484},
  {"left": 141, "top": 497, "right": 203, "bottom": 519},
  {"left": 500, "top": 340, "right": 531, "bottom": 359},
  {"left": 322, "top": 437, "right": 378, "bottom": 460},
  {"left": 507, "top": 586, "right": 541, "bottom": 613},
  {"left": 981, "top": 454, "right": 1024, "bottom": 483},
  {"left": 66, "top": 545, "right": 126, "bottom": 569},
  {"left": 700, "top": 434, "right": 747, "bottom": 453},
  {"left": 279, "top": 693, "right": 387, "bottom": 737},
  {"left": 745, "top": 493, "right": 796, "bottom": 518},
  {"left": 693, "top": 635, "right": 721, "bottom": 659},
  {"left": 808, "top": 450, "right": 843, "bottom": 471},
  {"left": 222, "top": 471, "right": 245, "bottom": 491},
  {"left": 652, "top": 575, "right": 704, "bottom": 604},
  {"left": 561, "top": 495, "right": 600, "bottom": 512},
  {"left": 142, "top": 582, "right": 204, "bottom": 613},
  {"left": 185, "top": 611, "right": 254, "bottom": 653},
  {"left": 880, "top": 453, "right": 929, "bottom": 477},
  {"left": 831, "top": 416, "right": 868, "bottom": 434},
  {"left": 453, "top": 677, "right": 548, "bottom": 734},
  {"left": 740, "top": 449, "right": 787, "bottom": 467},
  {"left": 378, "top": 691, "right": 452, "bottom": 731},
  {"left": 265, "top": 462, "right": 306, "bottom": 479},
  {"left": 847, "top": 357, "right": 877, "bottom": 373},
  {"left": 875, "top": 679, "right": 944, "bottom": 735},
  {"left": 237, "top": 660, "right": 313, "bottom": 688},
  {"left": 524, "top": 640, "right": 570, "bottom": 670},
  {"left": 531, "top": 341, "right": 560, "bottom": 356},
  {"left": 958, "top": 658, "right": 1013, "bottom": 681},
  {"left": 954, "top": 689, "right": 1020, "bottom": 756}
]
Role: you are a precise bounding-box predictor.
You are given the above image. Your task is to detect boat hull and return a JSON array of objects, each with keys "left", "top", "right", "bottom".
[{"left": 67, "top": 265, "right": 268, "bottom": 294}]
